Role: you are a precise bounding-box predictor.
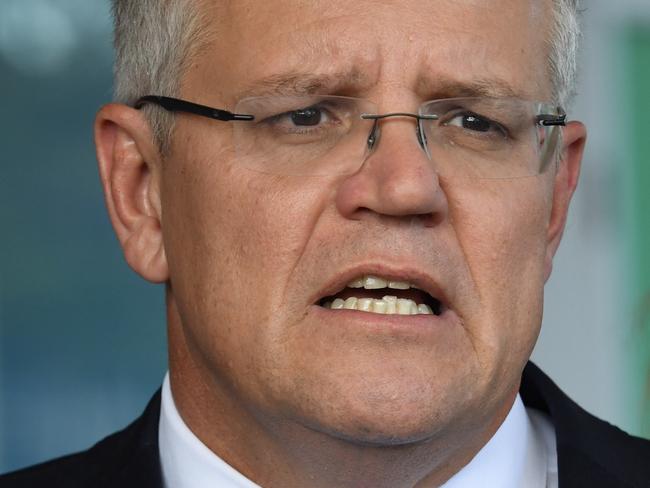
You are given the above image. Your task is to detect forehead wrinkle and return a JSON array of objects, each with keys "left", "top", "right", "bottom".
[
  {"left": 402, "top": 1, "right": 550, "bottom": 102},
  {"left": 228, "top": 6, "right": 382, "bottom": 100}
]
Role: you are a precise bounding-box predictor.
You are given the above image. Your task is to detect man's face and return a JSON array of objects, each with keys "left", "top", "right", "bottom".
[{"left": 163, "top": 0, "right": 559, "bottom": 444}]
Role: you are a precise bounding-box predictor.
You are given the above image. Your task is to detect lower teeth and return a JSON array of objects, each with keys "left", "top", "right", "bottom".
[{"left": 323, "top": 296, "right": 434, "bottom": 315}]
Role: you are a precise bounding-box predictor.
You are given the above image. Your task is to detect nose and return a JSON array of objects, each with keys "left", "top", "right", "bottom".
[{"left": 335, "top": 116, "right": 448, "bottom": 226}]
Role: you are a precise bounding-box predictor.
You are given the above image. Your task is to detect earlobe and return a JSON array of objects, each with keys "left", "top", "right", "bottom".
[
  {"left": 544, "top": 121, "right": 587, "bottom": 282},
  {"left": 94, "top": 103, "right": 169, "bottom": 283}
]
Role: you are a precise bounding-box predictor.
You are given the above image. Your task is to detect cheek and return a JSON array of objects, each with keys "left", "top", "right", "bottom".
[
  {"left": 161, "top": 148, "right": 329, "bottom": 357},
  {"left": 447, "top": 178, "right": 552, "bottom": 349}
]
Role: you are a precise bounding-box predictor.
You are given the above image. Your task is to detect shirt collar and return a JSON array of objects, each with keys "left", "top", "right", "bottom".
[
  {"left": 441, "top": 394, "right": 549, "bottom": 488},
  {"left": 159, "top": 373, "right": 551, "bottom": 488},
  {"left": 158, "top": 374, "right": 261, "bottom": 488}
]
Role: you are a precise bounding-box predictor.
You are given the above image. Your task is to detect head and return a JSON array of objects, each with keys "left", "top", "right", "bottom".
[{"left": 96, "top": 0, "right": 586, "bottom": 471}]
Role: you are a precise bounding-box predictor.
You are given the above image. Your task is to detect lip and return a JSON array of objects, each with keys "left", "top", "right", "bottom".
[
  {"left": 309, "top": 262, "right": 453, "bottom": 311},
  {"left": 308, "top": 301, "right": 460, "bottom": 341}
]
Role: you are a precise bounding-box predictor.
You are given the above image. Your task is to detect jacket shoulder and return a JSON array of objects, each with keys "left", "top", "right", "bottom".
[
  {"left": 521, "top": 362, "right": 650, "bottom": 488},
  {"left": 0, "top": 391, "right": 163, "bottom": 488}
]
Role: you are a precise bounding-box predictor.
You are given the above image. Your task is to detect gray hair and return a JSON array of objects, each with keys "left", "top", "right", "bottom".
[
  {"left": 112, "top": 0, "right": 212, "bottom": 153},
  {"left": 111, "top": 0, "right": 582, "bottom": 153},
  {"left": 549, "top": 0, "right": 582, "bottom": 109}
]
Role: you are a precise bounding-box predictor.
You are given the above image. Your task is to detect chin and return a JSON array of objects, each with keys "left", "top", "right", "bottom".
[
  {"left": 327, "top": 424, "right": 440, "bottom": 448},
  {"left": 307, "top": 406, "right": 450, "bottom": 449},
  {"left": 274, "top": 330, "right": 489, "bottom": 448},
  {"left": 289, "top": 379, "right": 463, "bottom": 448}
]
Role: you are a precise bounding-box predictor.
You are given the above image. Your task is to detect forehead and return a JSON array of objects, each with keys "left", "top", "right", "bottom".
[{"left": 190, "top": 0, "right": 553, "bottom": 102}]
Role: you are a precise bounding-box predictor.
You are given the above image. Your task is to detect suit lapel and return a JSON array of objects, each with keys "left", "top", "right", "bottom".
[
  {"left": 97, "top": 391, "right": 164, "bottom": 488},
  {"left": 520, "top": 362, "right": 647, "bottom": 488}
]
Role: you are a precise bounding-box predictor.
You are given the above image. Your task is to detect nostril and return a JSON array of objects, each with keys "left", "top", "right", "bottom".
[{"left": 410, "top": 214, "right": 436, "bottom": 228}]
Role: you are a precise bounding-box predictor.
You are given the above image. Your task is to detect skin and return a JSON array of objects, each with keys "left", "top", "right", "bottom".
[{"left": 95, "top": 1, "right": 586, "bottom": 486}]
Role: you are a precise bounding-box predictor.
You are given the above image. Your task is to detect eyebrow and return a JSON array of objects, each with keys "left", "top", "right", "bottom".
[
  {"left": 236, "top": 70, "right": 525, "bottom": 102},
  {"left": 418, "top": 77, "right": 525, "bottom": 100},
  {"left": 236, "top": 69, "right": 371, "bottom": 99}
]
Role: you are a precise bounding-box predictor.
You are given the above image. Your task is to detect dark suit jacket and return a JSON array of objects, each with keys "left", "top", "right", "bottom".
[{"left": 1, "top": 362, "right": 649, "bottom": 487}]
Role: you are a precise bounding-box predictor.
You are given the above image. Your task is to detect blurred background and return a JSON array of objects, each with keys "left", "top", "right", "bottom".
[{"left": 1, "top": 0, "right": 649, "bottom": 473}]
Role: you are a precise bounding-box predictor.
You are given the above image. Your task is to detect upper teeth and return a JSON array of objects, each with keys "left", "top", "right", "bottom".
[
  {"left": 323, "top": 275, "right": 434, "bottom": 315},
  {"left": 347, "top": 275, "right": 415, "bottom": 290}
]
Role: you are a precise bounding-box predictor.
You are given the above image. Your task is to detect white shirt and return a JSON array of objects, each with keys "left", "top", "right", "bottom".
[{"left": 159, "top": 373, "right": 558, "bottom": 488}]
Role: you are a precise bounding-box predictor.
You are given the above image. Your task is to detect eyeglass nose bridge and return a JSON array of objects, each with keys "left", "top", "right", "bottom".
[{"left": 360, "top": 112, "right": 439, "bottom": 154}]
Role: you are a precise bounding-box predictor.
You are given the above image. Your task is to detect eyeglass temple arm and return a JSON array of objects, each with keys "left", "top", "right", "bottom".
[
  {"left": 133, "top": 95, "right": 255, "bottom": 121},
  {"left": 537, "top": 114, "right": 566, "bottom": 126}
]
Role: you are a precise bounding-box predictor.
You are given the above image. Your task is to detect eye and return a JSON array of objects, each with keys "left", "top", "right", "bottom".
[
  {"left": 445, "top": 112, "right": 499, "bottom": 133},
  {"left": 252, "top": 98, "right": 353, "bottom": 139},
  {"left": 264, "top": 104, "right": 335, "bottom": 131},
  {"left": 290, "top": 107, "right": 324, "bottom": 126}
]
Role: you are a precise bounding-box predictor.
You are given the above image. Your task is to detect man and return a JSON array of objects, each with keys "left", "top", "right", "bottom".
[{"left": 2, "top": 0, "right": 649, "bottom": 486}]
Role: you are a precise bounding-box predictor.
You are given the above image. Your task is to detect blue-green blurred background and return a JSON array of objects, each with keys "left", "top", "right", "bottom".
[
  {"left": 0, "top": 0, "right": 166, "bottom": 472},
  {"left": 1, "top": 0, "right": 649, "bottom": 473}
]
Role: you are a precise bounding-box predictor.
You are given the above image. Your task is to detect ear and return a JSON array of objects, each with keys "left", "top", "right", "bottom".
[
  {"left": 94, "top": 103, "right": 169, "bottom": 283},
  {"left": 544, "top": 121, "right": 587, "bottom": 282}
]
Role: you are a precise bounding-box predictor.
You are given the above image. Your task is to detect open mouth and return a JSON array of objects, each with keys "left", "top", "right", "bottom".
[{"left": 317, "top": 275, "right": 443, "bottom": 316}]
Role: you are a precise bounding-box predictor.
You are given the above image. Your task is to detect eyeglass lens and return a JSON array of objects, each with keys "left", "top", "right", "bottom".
[{"left": 232, "top": 95, "right": 562, "bottom": 178}]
